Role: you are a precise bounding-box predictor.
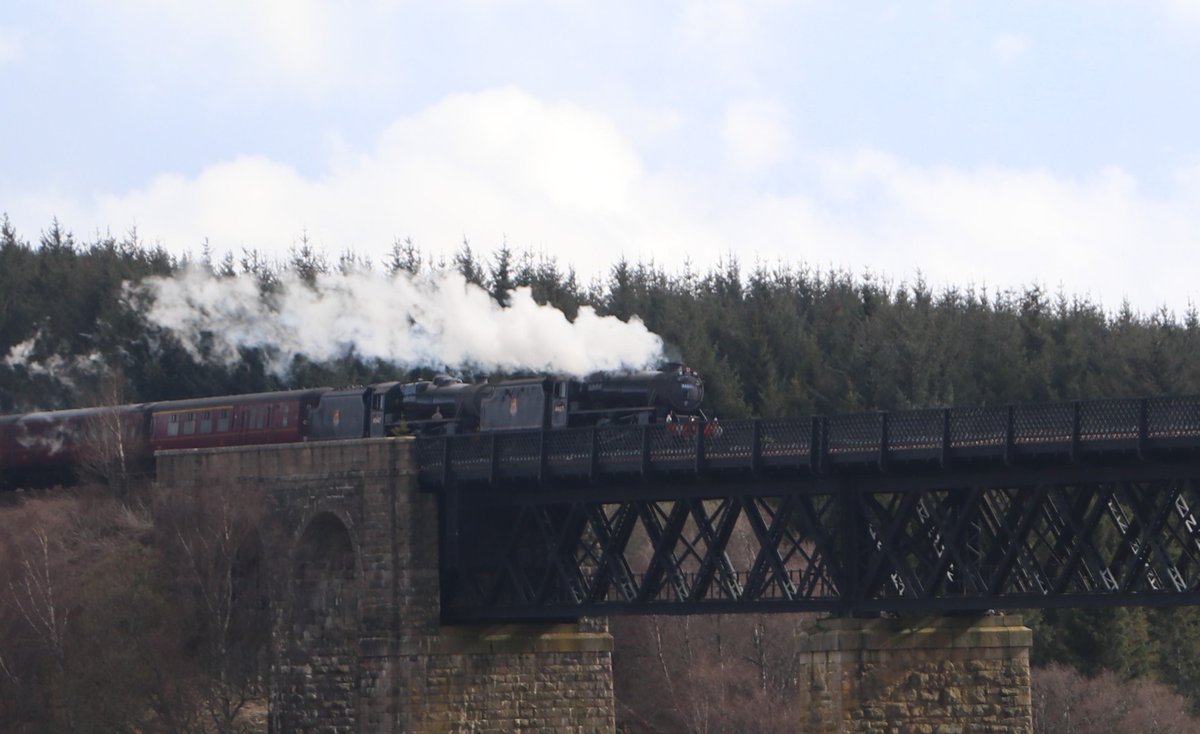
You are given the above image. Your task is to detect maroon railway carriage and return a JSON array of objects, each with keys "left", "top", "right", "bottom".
[
  {"left": 0, "top": 404, "right": 153, "bottom": 485},
  {"left": 148, "top": 388, "right": 328, "bottom": 452},
  {"left": 0, "top": 389, "right": 331, "bottom": 487}
]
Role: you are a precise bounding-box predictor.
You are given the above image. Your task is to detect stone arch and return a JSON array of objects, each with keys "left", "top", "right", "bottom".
[
  {"left": 280, "top": 511, "right": 361, "bottom": 732},
  {"left": 293, "top": 511, "right": 360, "bottom": 629},
  {"left": 226, "top": 527, "right": 271, "bottom": 683}
]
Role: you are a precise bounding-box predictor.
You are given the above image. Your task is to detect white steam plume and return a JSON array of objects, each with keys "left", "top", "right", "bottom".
[
  {"left": 3, "top": 334, "right": 103, "bottom": 389},
  {"left": 132, "top": 266, "right": 665, "bottom": 376}
]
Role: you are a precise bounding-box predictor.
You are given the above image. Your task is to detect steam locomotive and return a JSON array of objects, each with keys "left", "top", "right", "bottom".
[{"left": 0, "top": 365, "right": 704, "bottom": 488}]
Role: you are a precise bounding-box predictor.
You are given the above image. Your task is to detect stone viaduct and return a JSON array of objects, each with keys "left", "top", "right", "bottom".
[{"left": 156, "top": 437, "right": 1033, "bottom": 733}]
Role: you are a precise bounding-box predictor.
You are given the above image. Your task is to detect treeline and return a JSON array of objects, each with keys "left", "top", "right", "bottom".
[
  {"left": 5, "top": 217, "right": 1200, "bottom": 418},
  {"left": 5, "top": 218, "right": 1200, "bottom": 728}
]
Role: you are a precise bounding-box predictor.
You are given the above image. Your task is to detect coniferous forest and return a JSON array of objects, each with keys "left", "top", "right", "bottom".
[{"left": 4, "top": 217, "right": 1200, "bottom": 732}]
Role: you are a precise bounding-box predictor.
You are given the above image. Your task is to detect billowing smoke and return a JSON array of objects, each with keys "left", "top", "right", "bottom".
[
  {"left": 3, "top": 334, "right": 103, "bottom": 389},
  {"left": 131, "top": 266, "right": 665, "bottom": 376}
]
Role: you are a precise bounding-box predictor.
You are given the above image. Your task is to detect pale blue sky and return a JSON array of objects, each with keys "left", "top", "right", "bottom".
[{"left": 3, "top": 1, "right": 1200, "bottom": 312}]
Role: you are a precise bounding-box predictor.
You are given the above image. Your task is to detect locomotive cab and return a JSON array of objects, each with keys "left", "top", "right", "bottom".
[
  {"left": 550, "top": 379, "right": 570, "bottom": 429},
  {"left": 367, "top": 382, "right": 406, "bottom": 437},
  {"left": 398, "top": 376, "right": 493, "bottom": 435}
]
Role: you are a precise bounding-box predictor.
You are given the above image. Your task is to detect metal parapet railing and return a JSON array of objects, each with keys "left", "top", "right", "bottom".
[{"left": 418, "top": 395, "right": 1200, "bottom": 489}]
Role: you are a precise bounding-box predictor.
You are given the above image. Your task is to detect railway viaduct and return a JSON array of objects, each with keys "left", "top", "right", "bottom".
[{"left": 157, "top": 434, "right": 1034, "bottom": 733}]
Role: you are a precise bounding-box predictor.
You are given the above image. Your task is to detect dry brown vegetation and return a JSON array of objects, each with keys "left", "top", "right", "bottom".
[
  {"left": 1032, "top": 662, "right": 1200, "bottom": 734},
  {"left": 0, "top": 484, "right": 271, "bottom": 733},
  {"left": 612, "top": 613, "right": 810, "bottom": 733}
]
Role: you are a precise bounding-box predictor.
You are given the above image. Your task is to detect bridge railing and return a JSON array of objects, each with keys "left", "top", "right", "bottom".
[{"left": 417, "top": 394, "right": 1200, "bottom": 488}]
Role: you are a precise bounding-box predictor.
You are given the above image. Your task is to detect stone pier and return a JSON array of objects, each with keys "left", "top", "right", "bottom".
[
  {"left": 796, "top": 615, "right": 1033, "bottom": 733},
  {"left": 157, "top": 438, "right": 616, "bottom": 733}
]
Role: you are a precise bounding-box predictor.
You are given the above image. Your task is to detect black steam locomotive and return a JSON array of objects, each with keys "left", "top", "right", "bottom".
[{"left": 0, "top": 365, "right": 704, "bottom": 488}]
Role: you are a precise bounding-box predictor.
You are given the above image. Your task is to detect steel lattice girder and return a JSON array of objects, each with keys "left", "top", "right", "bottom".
[
  {"left": 441, "top": 483, "right": 848, "bottom": 620},
  {"left": 438, "top": 468, "right": 1200, "bottom": 621},
  {"left": 844, "top": 476, "right": 1200, "bottom": 614}
]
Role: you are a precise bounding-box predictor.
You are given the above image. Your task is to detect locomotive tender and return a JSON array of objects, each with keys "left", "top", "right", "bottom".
[{"left": 0, "top": 365, "right": 704, "bottom": 488}]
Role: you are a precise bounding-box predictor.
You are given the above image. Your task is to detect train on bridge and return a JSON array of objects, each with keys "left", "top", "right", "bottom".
[{"left": 0, "top": 365, "right": 705, "bottom": 488}]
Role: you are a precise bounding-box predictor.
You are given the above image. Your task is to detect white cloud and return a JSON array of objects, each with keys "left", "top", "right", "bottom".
[
  {"left": 50, "top": 88, "right": 655, "bottom": 270},
  {"left": 991, "top": 33, "right": 1030, "bottom": 63},
  {"left": 814, "top": 150, "right": 1198, "bottom": 311},
  {"left": 14, "top": 87, "right": 1200, "bottom": 315},
  {"left": 721, "top": 98, "right": 796, "bottom": 175}
]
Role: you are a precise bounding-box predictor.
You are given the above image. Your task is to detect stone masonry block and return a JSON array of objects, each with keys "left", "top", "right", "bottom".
[{"left": 796, "top": 615, "right": 1032, "bottom": 734}]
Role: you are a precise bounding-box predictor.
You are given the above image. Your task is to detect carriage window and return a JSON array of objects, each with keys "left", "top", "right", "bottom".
[
  {"left": 264, "top": 407, "right": 273, "bottom": 428},
  {"left": 248, "top": 408, "right": 260, "bottom": 430},
  {"left": 217, "top": 409, "right": 230, "bottom": 432},
  {"left": 167, "top": 414, "right": 179, "bottom": 437},
  {"left": 183, "top": 412, "right": 196, "bottom": 435},
  {"left": 281, "top": 404, "right": 289, "bottom": 427},
  {"left": 200, "top": 411, "right": 212, "bottom": 433}
]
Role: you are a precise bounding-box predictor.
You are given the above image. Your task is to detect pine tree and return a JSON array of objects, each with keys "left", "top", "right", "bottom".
[
  {"left": 489, "top": 243, "right": 515, "bottom": 306},
  {"left": 388, "top": 237, "right": 422, "bottom": 275},
  {"left": 454, "top": 239, "right": 486, "bottom": 286},
  {"left": 289, "top": 233, "right": 327, "bottom": 286}
]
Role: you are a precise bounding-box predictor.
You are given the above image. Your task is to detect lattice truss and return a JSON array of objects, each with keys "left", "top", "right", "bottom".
[
  {"left": 444, "top": 490, "right": 847, "bottom": 616},
  {"left": 442, "top": 475, "right": 1200, "bottom": 618},
  {"left": 857, "top": 478, "right": 1200, "bottom": 608}
]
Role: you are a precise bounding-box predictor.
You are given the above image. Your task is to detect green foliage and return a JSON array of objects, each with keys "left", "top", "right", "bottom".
[
  {"left": 1152, "top": 607, "right": 1200, "bottom": 713},
  {"left": 0, "top": 219, "right": 176, "bottom": 411},
  {"left": 1030, "top": 607, "right": 1155, "bottom": 679}
]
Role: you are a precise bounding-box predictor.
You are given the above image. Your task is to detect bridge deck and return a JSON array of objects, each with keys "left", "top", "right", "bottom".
[
  {"left": 418, "top": 396, "right": 1200, "bottom": 621},
  {"left": 418, "top": 395, "right": 1200, "bottom": 489}
]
